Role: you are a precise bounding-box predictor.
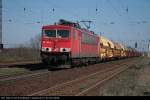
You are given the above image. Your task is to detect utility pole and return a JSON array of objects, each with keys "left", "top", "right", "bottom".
[
  {"left": 0, "top": 0, "right": 3, "bottom": 51},
  {"left": 148, "top": 32, "right": 150, "bottom": 57},
  {"left": 148, "top": 40, "right": 150, "bottom": 57}
]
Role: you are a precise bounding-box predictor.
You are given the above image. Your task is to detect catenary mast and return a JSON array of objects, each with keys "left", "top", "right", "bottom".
[{"left": 0, "top": 0, "right": 3, "bottom": 50}]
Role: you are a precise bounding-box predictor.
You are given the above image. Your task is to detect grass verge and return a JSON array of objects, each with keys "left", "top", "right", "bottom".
[
  {"left": 99, "top": 57, "right": 150, "bottom": 96},
  {"left": 0, "top": 67, "right": 30, "bottom": 77}
]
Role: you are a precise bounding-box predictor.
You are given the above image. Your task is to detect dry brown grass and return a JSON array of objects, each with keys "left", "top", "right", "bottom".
[
  {"left": 0, "top": 47, "right": 40, "bottom": 63},
  {"left": 0, "top": 67, "right": 30, "bottom": 77},
  {"left": 99, "top": 57, "right": 150, "bottom": 96}
]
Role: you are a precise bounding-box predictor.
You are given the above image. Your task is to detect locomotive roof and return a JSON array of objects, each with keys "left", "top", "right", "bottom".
[
  {"left": 58, "top": 19, "right": 81, "bottom": 29},
  {"left": 42, "top": 24, "right": 98, "bottom": 36},
  {"left": 42, "top": 25, "right": 71, "bottom": 29},
  {"left": 43, "top": 19, "right": 97, "bottom": 36}
]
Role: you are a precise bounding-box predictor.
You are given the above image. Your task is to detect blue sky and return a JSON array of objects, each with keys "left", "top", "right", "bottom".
[{"left": 2, "top": 0, "right": 150, "bottom": 51}]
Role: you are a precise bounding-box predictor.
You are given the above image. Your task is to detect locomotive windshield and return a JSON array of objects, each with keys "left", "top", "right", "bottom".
[
  {"left": 44, "top": 30, "right": 56, "bottom": 37},
  {"left": 57, "top": 30, "right": 69, "bottom": 38},
  {"left": 43, "top": 30, "right": 69, "bottom": 38}
]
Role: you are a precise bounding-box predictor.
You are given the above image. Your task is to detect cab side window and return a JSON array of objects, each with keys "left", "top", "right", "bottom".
[{"left": 74, "top": 31, "right": 76, "bottom": 40}]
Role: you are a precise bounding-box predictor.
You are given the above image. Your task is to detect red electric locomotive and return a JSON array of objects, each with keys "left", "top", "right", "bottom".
[{"left": 40, "top": 19, "right": 100, "bottom": 68}]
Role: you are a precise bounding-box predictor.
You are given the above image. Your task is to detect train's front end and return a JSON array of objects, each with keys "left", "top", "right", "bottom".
[{"left": 41, "top": 25, "right": 71, "bottom": 66}]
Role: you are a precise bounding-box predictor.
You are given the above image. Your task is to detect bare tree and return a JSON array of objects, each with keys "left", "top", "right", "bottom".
[{"left": 29, "top": 34, "right": 41, "bottom": 51}]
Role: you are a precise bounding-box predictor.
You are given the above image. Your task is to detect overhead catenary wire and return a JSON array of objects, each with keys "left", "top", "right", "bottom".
[
  {"left": 118, "top": 0, "right": 128, "bottom": 14},
  {"left": 3, "top": 0, "right": 45, "bottom": 25},
  {"left": 45, "top": 0, "right": 84, "bottom": 21},
  {"left": 104, "top": 0, "right": 141, "bottom": 50},
  {"left": 3, "top": 1, "right": 150, "bottom": 47},
  {"left": 120, "top": 0, "right": 150, "bottom": 51},
  {"left": 116, "top": 0, "right": 139, "bottom": 49},
  {"left": 106, "top": 0, "right": 122, "bottom": 17}
]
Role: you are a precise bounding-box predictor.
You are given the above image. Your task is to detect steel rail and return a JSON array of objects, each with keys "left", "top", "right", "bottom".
[{"left": 29, "top": 61, "right": 134, "bottom": 96}]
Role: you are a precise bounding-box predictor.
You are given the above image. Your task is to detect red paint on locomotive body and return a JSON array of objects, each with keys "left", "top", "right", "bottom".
[
  {"left": 41, "top": 25, "right": 71, "bottom": 53},
  {"left": 71, "top": 28, "right": 99, "bottom": 58},
  {"left": 41, "top": 24, "right": 99, "bottom": 60},
  {"left": 40, "top": 20, "right": 141, "bottom": 67},
  {"left": 41, "top": 25, "right": 99, "bottom": 65}
]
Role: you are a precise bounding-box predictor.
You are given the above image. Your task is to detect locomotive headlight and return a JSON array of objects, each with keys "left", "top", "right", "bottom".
[
  {"left": 42, "top": 47, "right": 52, "bottom": 52},
  {"left": 47, "top": 48, "right": 52, "bottom": 52},
  {"left": 42, "top": 48, "right": 46, "bottom": 51},
  {"left": 60, "top": 48, "right": 71, "bottom": 52}
]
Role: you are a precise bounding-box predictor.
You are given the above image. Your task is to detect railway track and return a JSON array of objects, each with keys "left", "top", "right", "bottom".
[
  {"left": 0, "top": 70, "right": 49, "bottom": 82},
  {"left": 0, "top": 61, "right": 49, "bottom": 81},
  {"left": 0, "top": 57, "right": 144, "bottom": 96},
  {"left": 29, "top": 58, "right": 140, "bottom": 96},
  {"left": 0, "top": 58, "right": 136, "bottom": 82},
  {"left": 0, "top": 61, "right": 41, "bottom": 68}
]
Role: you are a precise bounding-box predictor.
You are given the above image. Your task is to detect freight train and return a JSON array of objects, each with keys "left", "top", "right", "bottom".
[{"left": 40, "top": 19, "right": 141, "bottom": 68}]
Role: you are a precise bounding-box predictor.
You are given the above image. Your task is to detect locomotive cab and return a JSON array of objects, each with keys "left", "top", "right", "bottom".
[{"left": 41, "top": 25, "right": 71, "bottom": 65}]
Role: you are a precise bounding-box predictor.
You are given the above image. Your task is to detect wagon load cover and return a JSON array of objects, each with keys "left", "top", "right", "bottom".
[{"left": 100, "top": 36, "right": 114, "bottom": 48}]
